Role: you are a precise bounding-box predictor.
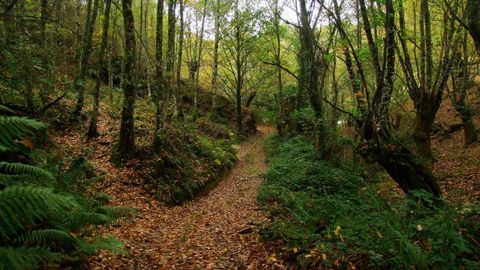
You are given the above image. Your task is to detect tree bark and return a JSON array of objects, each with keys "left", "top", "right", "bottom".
[
  {"left": 175, "top": 0, "right": 185, "bottom": 117},
  {"left": 210, "top": 0, "right": 221, "bottom": 118},
  {"left": 71, "top": 0, "right": 100, "bottom": 120},
  {"left": 466, "top": 0, "right": 480, "bottom": 56},
  {"left": 165, "top": 0, "right": 176, "bottom": 113},
  {"left": 153, "top": 0, "right": 165, "bottom": 149},
  {"left": 117, "top": 0, "right": 136, "bottom": 160},
  {"left": 87, "top": 0, "right": 112, "bottom": 139}
]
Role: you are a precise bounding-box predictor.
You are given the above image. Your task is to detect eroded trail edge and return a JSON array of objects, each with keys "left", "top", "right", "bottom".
[{"left": 89, "top": 126, "right": 275, "bottom": 269}]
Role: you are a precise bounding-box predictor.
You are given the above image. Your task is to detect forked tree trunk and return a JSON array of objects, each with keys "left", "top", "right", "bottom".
[{"left": 117, "top": 0, "right": 136, "bottom": 160}]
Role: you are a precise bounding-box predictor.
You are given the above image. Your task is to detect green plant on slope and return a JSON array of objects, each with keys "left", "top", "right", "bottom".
[
  {"left": 259, "top": 135, "right": 480, "bottom": 269},
  {"left": 0, "top": 112, "right": 130, "bottom": 270}
]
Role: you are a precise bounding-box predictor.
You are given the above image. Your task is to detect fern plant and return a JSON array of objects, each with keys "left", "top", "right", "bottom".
[{"left": 0, "top": 110, "right": 130, "bottom": 270}]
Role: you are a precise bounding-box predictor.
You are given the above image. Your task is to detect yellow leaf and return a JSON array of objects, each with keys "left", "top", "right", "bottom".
[
  {"left": 376, "top": 231, "right": 383, "bottom": 238},
  {"left": 334, "top": 225, "right": 341, "bottom": 236},
  {"left": 17, "top": 137, "right": 33, "bottom": 149},
  {"left": 321, "top": 253, "right": 327, "bottom": 260}
]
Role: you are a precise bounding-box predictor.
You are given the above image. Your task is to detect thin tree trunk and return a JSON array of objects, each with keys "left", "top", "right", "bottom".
[
  {"left": 273, "top": 0, "right": 283, "bottom": 135},
  {"left": 175, "top": 0, "right": 185, "bottom": 117},
  {"left": 165, "top": 0, "right": 176, "bottom": 114},
  {"left": 39, "top": 0, "right": 49, "bottom": 105},
  {"left": 211, "top": 0, "right": 221, "bottom": 118},
  {"left": 153, "top": 0, "right": 164, "bottom": 148},
  {"left": 87, "top": 0, "right": 112, "bottom": 139},
  {"left": 72, "top": 0, "right": 100, "bottom": 120},
  {"left": 117, "top": 0, "right": 136, "bottom": 160},
  {"left": 466, "top": 0, "right": 480, "bottom": 57}
]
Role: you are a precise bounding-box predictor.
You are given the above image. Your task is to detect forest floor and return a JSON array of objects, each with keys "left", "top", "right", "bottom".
[{"left": 85, "top": 125, "right": 282, "bottom": 270}]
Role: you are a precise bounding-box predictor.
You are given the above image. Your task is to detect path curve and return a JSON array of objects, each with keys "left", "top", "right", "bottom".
[{"left": 88, "top": 126, "right": 276, "bottom": 269}]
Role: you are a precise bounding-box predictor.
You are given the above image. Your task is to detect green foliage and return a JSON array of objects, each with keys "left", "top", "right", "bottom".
[
  {"left": 258, "top": 136, "right": 480, "bottom": 269},
  {"left": 0, "top": 113, "right": 130, "bottom": 269},
  {"left": 150, "top": 121, "right": 237, "bottom": 205},
  {"left": 0, "top": 116, "right": 47, "bottom": 153}
]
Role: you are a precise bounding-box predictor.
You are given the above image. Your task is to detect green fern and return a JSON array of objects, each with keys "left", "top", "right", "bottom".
[
  {"left": 0, "top": 246, "right": 62, "bottom": 270},
  {"left": 0, "top": 116, "right": 47, "bottom": 153},
  {"left": 0, "top": 162, "right": 54, "bottom": 181},
  {"left": 64, "top": 211, "right": 112, "bottom": 231},
  {"left": 0, "top": 186, "right": 78, "bottom": 239},
  {"left": 14, "top": 229, "right": 77, "bottom": 247}
]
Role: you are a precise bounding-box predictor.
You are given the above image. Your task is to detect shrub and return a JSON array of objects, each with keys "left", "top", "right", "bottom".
[{"left": 258, "top": 135, "right": 480, "bottom": 269}]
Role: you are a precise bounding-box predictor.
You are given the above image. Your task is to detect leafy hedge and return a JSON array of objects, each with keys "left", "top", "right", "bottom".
[{"left": 258, "top": 135, "right": 480, "bottom": 269}]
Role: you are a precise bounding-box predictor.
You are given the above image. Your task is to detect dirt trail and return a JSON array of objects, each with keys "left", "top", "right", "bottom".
[{"left": 87, "top": 126, "right": 277, "bottom": 269}]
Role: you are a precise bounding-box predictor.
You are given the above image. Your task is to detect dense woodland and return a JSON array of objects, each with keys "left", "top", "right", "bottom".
[{"left": 1, "top": 0, "right": 480, "bottom": 269}]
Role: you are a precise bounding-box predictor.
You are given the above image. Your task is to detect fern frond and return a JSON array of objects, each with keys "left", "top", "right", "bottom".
[
  {"left": 0, "top": 246, "right": 61, "bottom": 270},
  {"left": 0, "top": 116, "right": 47, "bottom": 152},
  {"left": 0, "top": 186, "right": 78, "bottom": 239},
  {"left": 15, "top": 229, "right": 77, "bottom": 247},
  {"left": 64, "top": 211, "right": 111, "bottom": 231},
  {"left": 0, "top": 162, "right": 55, "bottom": 181}
]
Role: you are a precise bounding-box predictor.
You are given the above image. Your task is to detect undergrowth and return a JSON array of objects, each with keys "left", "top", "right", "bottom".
[
  {"left": 258, "top": 135, "right": 480, "bottom": 269},
  {"left": 0, "top": 112, "right": 133, "bottom": 270},
  {"left": 147, "top": 118, "right": 237, "bottom": 205}
]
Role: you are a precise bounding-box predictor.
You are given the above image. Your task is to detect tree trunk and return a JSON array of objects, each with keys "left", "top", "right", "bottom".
[
  {"left": 461, "top": 115, "right": 478, "bottom": 145},
  {"left": 152, "top": 0, "right": 164, "bottom": 149},
  {"left": 360, "top": 142, "right": 441, "bottom": 197},
  {"left": 413, "top": 98, "right": 438, "bottom": 167},
  {"left": 71, "top": 0, "right": 100, "bottom": 120},
  {"left": 211, "top": 0, "right": 221, "bottom": 118},
  {"left": 117, "top": 0, "right": 136, "bottom": 160},
  {"left": 165, "top": 0, "right": 176, "bottom": 113},
  {"left": 175, "top": 0, "right": 185, "bottom": 117},
  {"left": 466, "top": 0, "right": 480, "bottom": 56},
  {"left": 87, "top": 0, "right": 112, "bottom": 139}
]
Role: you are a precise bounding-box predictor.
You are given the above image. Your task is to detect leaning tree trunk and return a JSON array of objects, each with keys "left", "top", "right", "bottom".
[
  {"left": 360, "top": 141, "right": 442, "bottom": 197},
  {"left": 87, "top": 0, "right": 112, "bottom": 139},
  {"left": 467, "top": 0, "right": 480, "bottom": 56},
  {"left": 71, "top": 0, "right": 100, "bottom": 120},
  {"left": 117, "top": 0, "right": 136, "bottom": 160}
]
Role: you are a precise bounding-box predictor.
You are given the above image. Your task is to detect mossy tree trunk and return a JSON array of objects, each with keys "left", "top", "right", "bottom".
[
  {"left": 117, "top": 0, "right": 136, "bottom": 160},
  {"left": 87, "top": 0, "right": 112, "bottom": 139},
  {"left": 71, "top": 0, "right": 100, "bottom": 120}
]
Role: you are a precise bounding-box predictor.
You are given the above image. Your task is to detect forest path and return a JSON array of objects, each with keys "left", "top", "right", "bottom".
[{"left": 88, "top": 126, "right": 278, "bottom": 269}]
